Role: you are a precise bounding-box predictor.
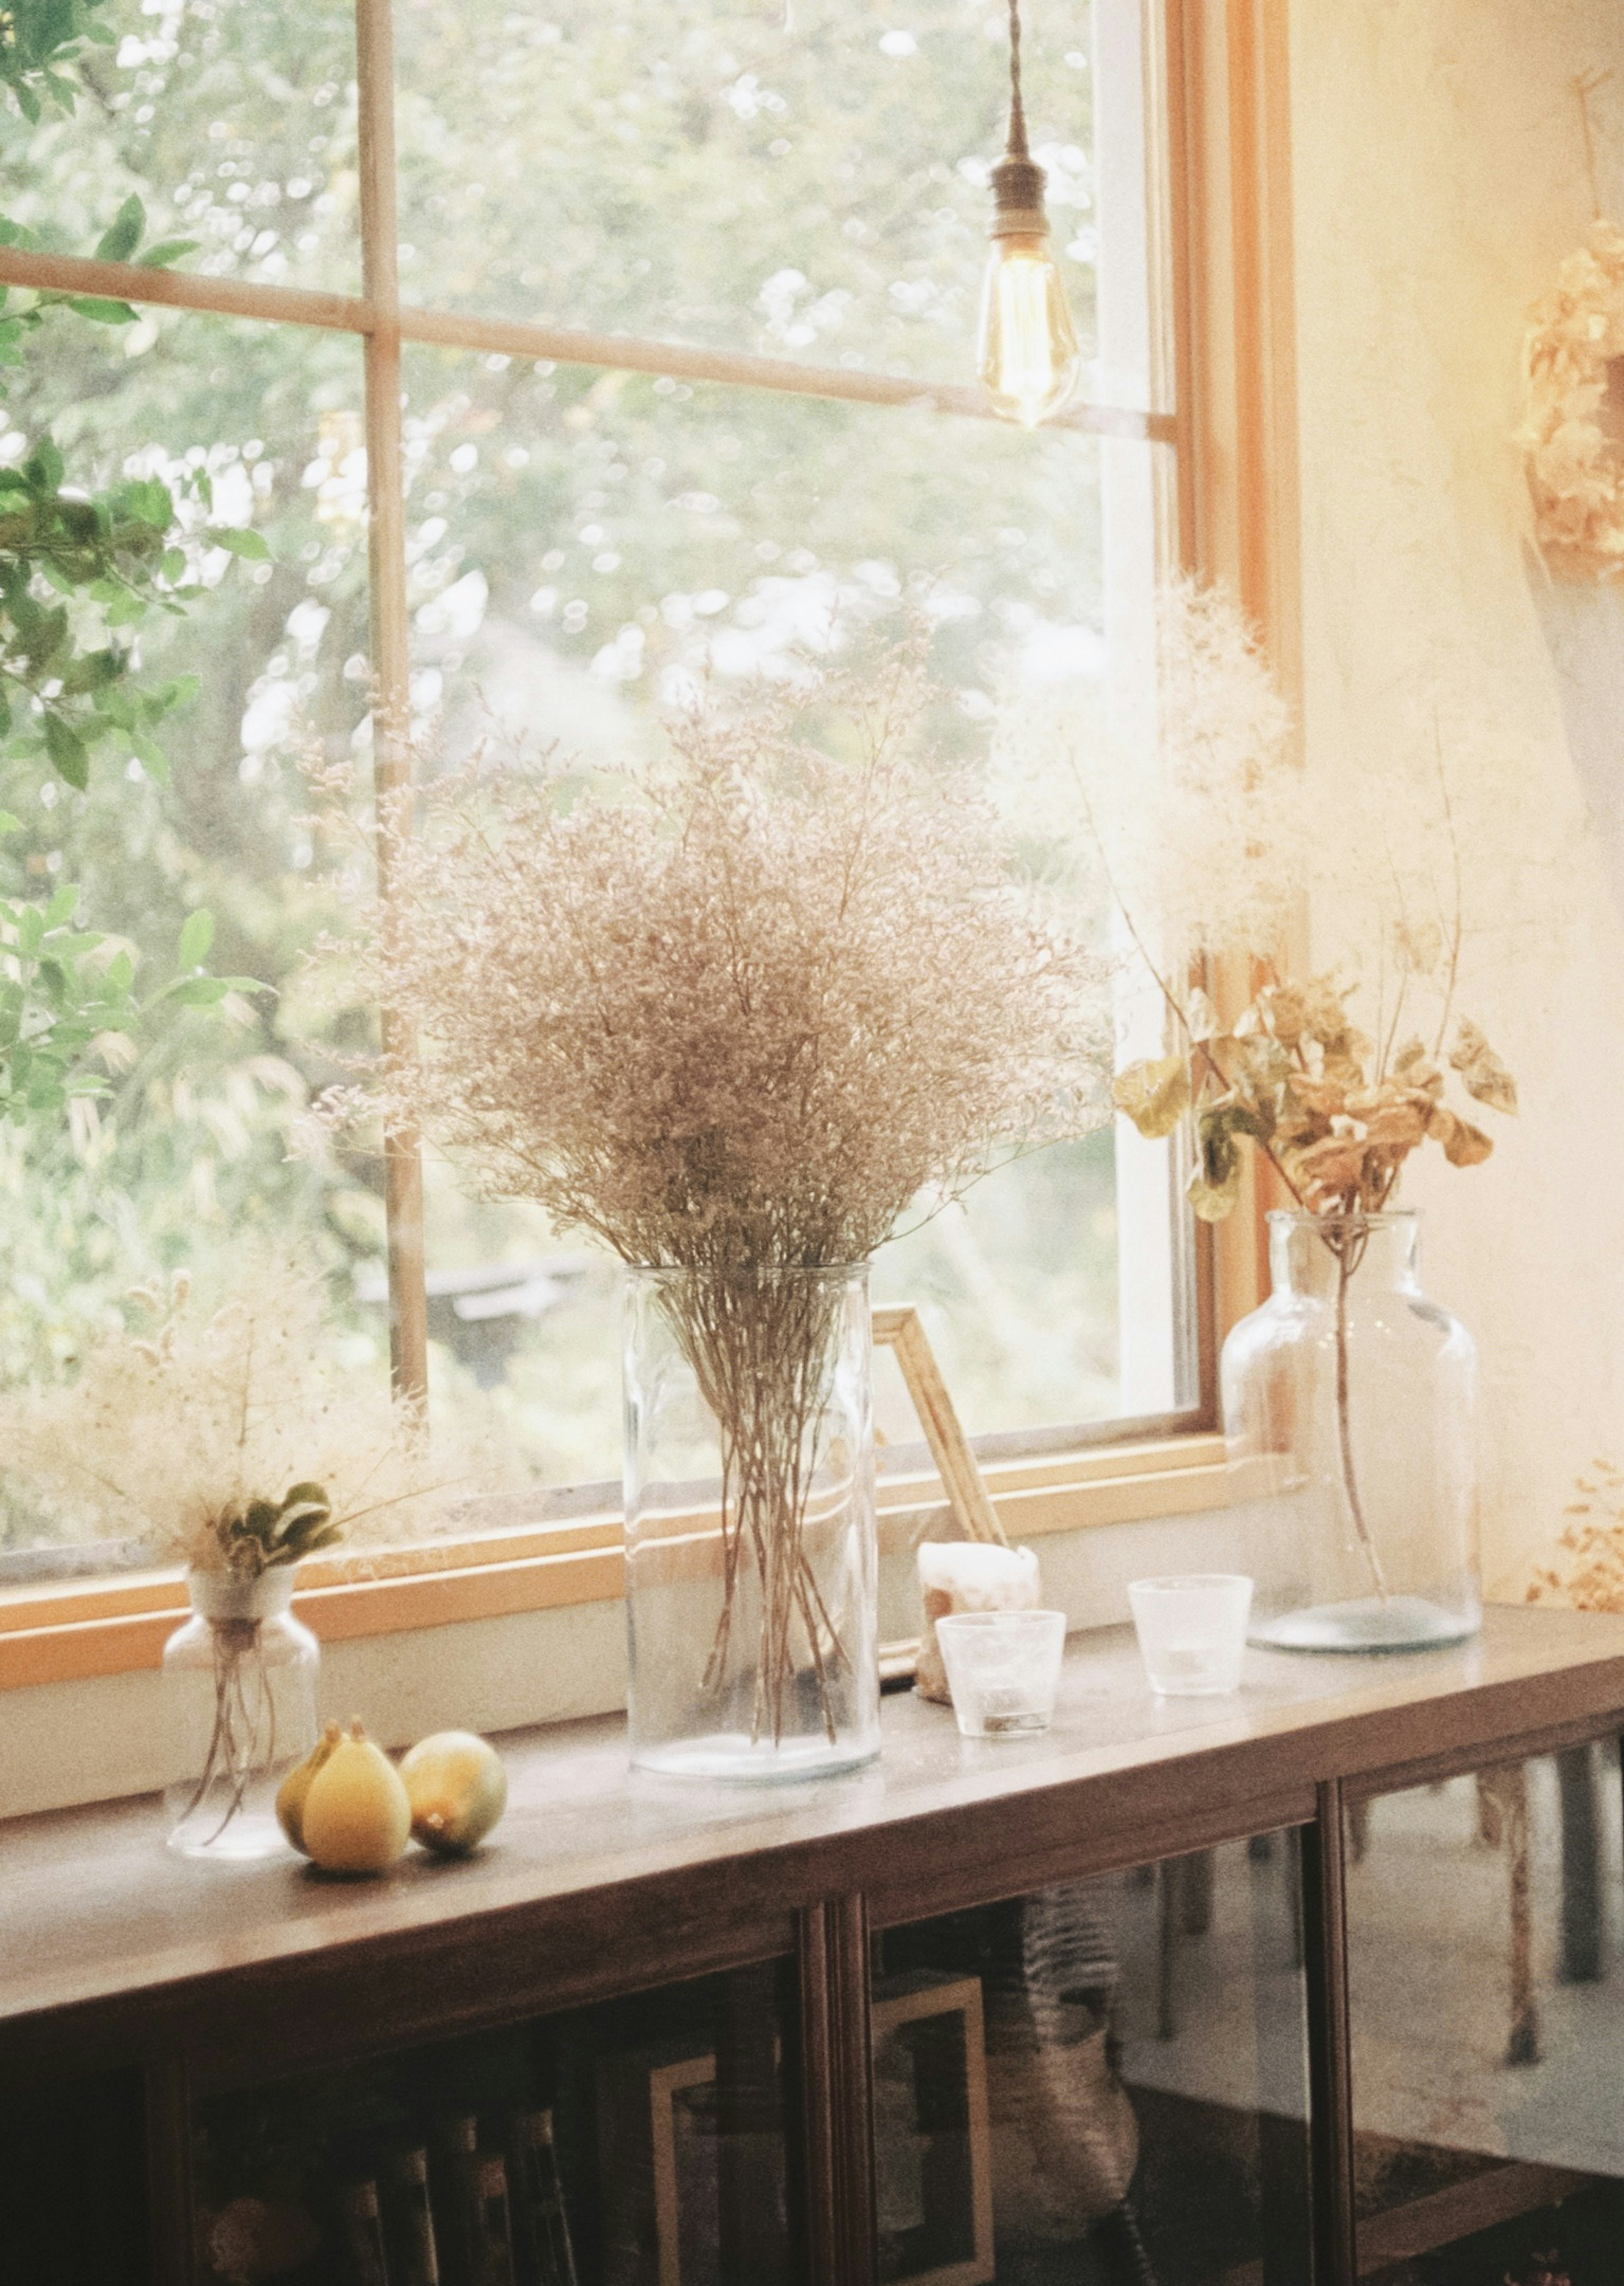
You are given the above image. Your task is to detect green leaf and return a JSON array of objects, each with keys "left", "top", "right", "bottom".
[
  {"left": 176, "top": 907, "right": 214, "bottom": 968},
  {"left": 42, "top": 713, "right": 88, "bottom": 789},
  {"left": 65, "top": 296, "right": 137, "bottom": 326},
  {"left": 210, "top": 525, "right": 269, "bottom": 561},
  {"left": 161, "top": 975, "right": 230, "bottom": 1006},
  {"left": 42, "top": 882, "right": 78, "bottom": 929},
  {"left": 136, "top": 238, "right": 198, "bottom": 269},
  {"left": 130, "top": 731, "right": 170, "bottom": 786},
  {"left": 93, "top": 196, "right": 145, "bottom": 265},
  {"left": 25, "top": 441, "right": 63, "bottom": 492}
]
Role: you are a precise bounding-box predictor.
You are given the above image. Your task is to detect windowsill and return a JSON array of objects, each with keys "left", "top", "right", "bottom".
[{"left": 0, "top": 1431, "right": 1227, "bottom": 1691}]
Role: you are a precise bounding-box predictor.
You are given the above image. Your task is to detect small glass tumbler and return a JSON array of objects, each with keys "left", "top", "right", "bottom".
[
  {"left": 1128, "top": 1574, "right": 1253, "bottom": 1697},
  {"left": 935, "top": 1609, "right": 1067, "bottom": 1738}
]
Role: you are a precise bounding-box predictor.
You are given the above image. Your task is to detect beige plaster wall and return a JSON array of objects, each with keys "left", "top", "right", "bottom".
[{"left": 1289, "top": 0, "right": 1624, "bottom": 1594}]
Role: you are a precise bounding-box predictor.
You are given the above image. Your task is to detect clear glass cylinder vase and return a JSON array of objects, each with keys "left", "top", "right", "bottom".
[
  {"left": 624, "top": 1263, "right": 880, "bottom": 1782},
  {"left": 1223, "top": 1210, "right": 1480, "bottom": 1653},
  {"left": 162, "top": 1567, "right": 319, "bottom": 1857}
]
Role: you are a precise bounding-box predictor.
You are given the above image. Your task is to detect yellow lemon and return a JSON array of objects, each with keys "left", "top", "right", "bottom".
[
  {"left": 300, "top": 1719, "right": 411, "bottom": 1875},
  {"left": 400, "top": 1730, "right": 508, "bottom": 1857},
  {"left": 275, "top": 1720, "right": 342, "bottom": 1855}
]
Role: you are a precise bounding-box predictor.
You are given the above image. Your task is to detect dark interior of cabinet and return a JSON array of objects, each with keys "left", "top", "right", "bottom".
[
  {"left": 0, "top": 2068, "right": 150, "bottom": 2286},
  {"left": 191, "top": 1961, "right": 796, "bottom": 2286}
]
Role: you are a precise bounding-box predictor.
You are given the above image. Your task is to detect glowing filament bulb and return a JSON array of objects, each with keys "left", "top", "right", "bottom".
[
  {"left": 975, "top": 0, "right": 1082, "bottom": 428},
  {"left": 978, "top": 229, "right": 1081, "bottom": 428}
]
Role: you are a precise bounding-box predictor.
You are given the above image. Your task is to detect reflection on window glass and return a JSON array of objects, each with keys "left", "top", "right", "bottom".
[
  {"left": 396, "top": 346, "right": 1158, "bottom": 1484},
  {"left": 1348, "top": 1742, "right": 1624, "bottom": 2283},
  {"left": 0, "top": 0, "right": 359, "bottom": 292},
  {"left": 394, "top": 0, "right": 1099, "bottom": 378},
  {"left": 0, "top": 308, "right": 381, "bottom": 1574},
  {"left": 875, "top": 1836, "right": 1314, "bottom": 2283}
]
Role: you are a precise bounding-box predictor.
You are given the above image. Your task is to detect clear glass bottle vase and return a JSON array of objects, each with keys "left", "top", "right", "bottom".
[
  {"left": 623, "top": 1263, "right": 880, "bottom": 1782},
  {"left": 162, "top": 1566, "right": 319, "bottom": 1856},
  {"left": 1223, "top": 1210, "right": 1480, "bottom": 1652}
]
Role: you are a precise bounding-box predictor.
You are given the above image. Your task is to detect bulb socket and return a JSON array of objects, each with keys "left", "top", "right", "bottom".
[{"left": 988, "top": 154, "right": 1051, "bottom": 241}]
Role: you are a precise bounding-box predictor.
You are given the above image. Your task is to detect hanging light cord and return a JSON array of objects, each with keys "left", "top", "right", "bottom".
[{"left": 1005, "top": 0, "right": 1029, "bottom": 159}]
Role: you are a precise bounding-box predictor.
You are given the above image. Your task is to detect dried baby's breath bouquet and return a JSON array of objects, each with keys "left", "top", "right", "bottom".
[
  {"left": 0, "top": 1259, "right": 455, "bottom": 1574},
  {"left": 329, "top": 652, "right": 1103, "bottom": 1742},
  {"left": 0, "top": 1258, "right": 466, "bottom": 1835}
]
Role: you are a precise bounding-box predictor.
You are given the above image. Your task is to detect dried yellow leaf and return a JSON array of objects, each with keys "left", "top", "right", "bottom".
[
  {"left": 1112, "top": 1054, "right": 1191, "bottom": 1140},
  {"left": 1187, "top": 1161, "right": 1243, "bottom": 1222},
  {"left": 1438, "top": 1110, "right": 1494, "bottom": 1168},
  {"left": 1449, "top": 1018, "right": 1518, "bottom": 1116},
  {"left": 1184, "top": 986, "right": 1218, "bottom": 1043},
  {"left": 1392, "top": 1037, "right": 1444, "bottom": 1098}
]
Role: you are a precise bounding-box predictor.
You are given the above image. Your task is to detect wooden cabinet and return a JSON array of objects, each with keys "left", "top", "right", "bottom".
[{"left": 6, "top": 1608, "right": 1624, "bottom": 2286}]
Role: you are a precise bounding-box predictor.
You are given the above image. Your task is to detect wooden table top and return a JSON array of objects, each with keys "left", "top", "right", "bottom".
[{"left": 5, "top": 1604, "right": 1624, "bottom": 2082}]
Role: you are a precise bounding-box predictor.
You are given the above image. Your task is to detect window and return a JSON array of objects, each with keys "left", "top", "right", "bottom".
[{"left": 0, "top": 0, "right": 1238, "bottom": 1633}]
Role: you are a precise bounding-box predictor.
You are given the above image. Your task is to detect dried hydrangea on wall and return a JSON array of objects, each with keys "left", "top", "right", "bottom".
[{"left": 1519, "top": 218, "right": 1624, "bottom": 582}]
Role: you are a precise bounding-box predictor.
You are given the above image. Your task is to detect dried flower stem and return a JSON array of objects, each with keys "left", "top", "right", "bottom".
[
  {"left": 177, "top": 1618, "right": 278, "bottom": 1845},
  {"left": 1328, "top": 1222, "right": 1390, "bottom": 1604}
]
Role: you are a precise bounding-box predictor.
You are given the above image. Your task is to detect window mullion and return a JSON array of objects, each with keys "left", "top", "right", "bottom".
[{"left": 355, "top": 0, "right": 430, "bottom": 1404}]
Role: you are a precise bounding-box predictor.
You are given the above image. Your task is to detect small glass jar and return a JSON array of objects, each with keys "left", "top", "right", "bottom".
[
  {"left": 162, "top": 1567, "right": 318, "bottom": 1857},
  {"left": 1223, "top": 1210, "right": 1480, "bottom": 1653},
  {"left": 624, "top": 1262, "right": 880, "bottom": 1782}
]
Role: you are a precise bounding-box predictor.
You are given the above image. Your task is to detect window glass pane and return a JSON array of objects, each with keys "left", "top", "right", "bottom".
[
  {"left": 399, "top": 345, "right": 1182, "bottom": 1487},
  {"left": 0, "top": 0, "right": 360, "bottom": 295},
  {"left": 0, "top": 306, "right": 379, "bottom": 1578},
  {"left": 1347, "top": 1743, "right": 1624, "bottom": 2279},
  {"left": 394, "top": 0, "right": 1103, "bottom": 387},
  {"left": 875, "top": 1834, "right": 1314, "bottom": 2282},
  {"left": 192, "top": 1959, "right": 796, "bottom": 2286}
]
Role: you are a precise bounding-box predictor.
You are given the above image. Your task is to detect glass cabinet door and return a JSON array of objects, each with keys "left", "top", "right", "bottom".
[
  {"left": 1345, "top": 1739, "right": 1624, "bottom": 2282},
  {"left": 871, "top": 1831, "right": 1314, "bottom": 2283},
  {"left": 191, "top": 1960, "right": 796, "bottom": 2286}
]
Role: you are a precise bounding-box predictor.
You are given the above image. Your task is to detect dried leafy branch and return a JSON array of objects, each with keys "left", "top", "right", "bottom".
[
  {"left": 1115, "top": 978, "right": 1516, "bottom": 1228},
  {"left": 1053, "top": 579, "right": 1520, "bottom": 1607}
]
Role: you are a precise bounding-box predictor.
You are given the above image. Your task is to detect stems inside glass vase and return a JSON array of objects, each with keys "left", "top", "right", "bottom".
[
  {"left": 177, "top": 1615, "right": 277, "bottom": 1843},
  {"left": 663, "top": 1271, "right": 849, "bottom": 1747},
  {"left": 1324, "top": 1222, "right": 1391, "bottom": 1606}
]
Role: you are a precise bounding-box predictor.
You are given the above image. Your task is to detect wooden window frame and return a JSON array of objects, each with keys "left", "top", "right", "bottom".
[{"left": 0, "top": 0, "right": 1297, "bottom": 1691}]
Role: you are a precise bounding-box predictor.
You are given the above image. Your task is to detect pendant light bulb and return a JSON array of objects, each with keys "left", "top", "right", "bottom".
[{"left": 977, "top": 0, "right": 1081, "bottom": 428}]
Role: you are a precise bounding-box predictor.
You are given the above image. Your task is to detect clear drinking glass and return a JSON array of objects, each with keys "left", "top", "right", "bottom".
[
  {"left": 623, "top": 1264, "right": 880, "bottom": 1782},
  {"left": 162, "top": 1568, "right": 319, "bottom": 1858},
  {"left": 1224, "top": 1210, "right": 1480, "bottom": 1653},
  {"left": 1127, "top": 1575, "right": 1253, "bottom": 1696},
  {"left": 935, "top": 1609, "right": 1067, "bottom": 1737}
]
